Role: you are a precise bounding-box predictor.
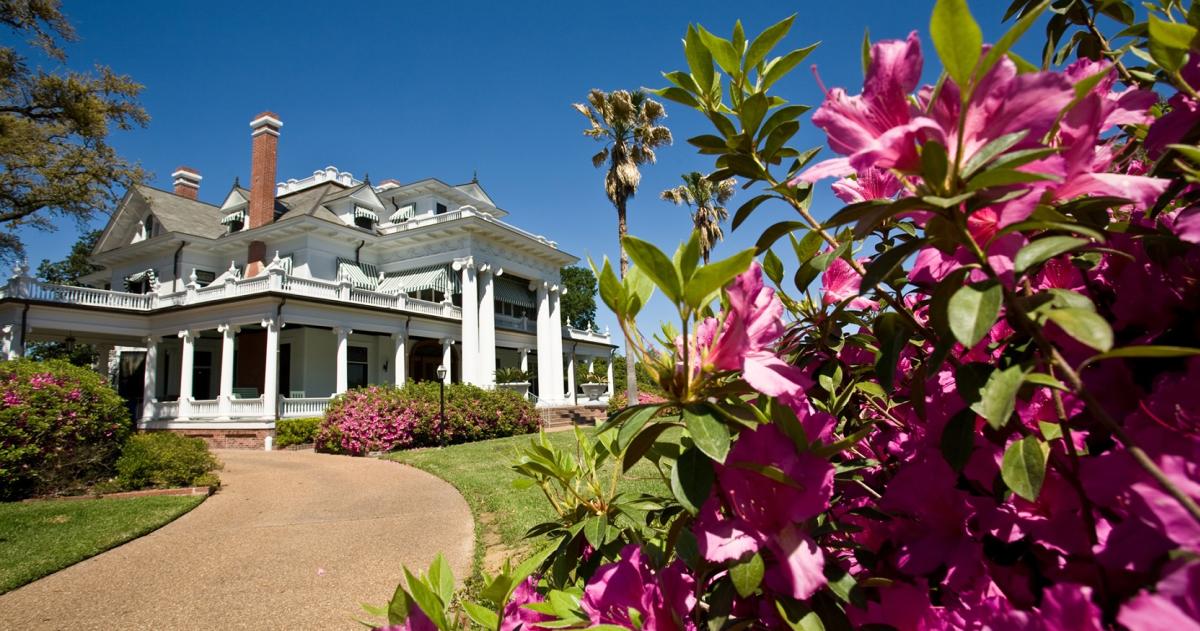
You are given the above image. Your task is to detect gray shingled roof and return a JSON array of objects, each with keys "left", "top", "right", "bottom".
[
  {"left": 274, "top": 182, "right": 346, "bottom": 226},
  {"left": 135, "top": 186, "right": 225, "bottom": 238}
]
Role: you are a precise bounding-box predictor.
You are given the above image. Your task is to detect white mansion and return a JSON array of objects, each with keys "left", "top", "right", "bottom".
[{"left": 0, "top": 112, "right": 614, "bottom": 442}]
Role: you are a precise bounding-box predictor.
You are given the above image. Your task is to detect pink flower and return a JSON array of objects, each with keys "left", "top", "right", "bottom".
[
  {"left": 830, "top": 167, "right": 903, "bottom": 204},
  {"left": 821, "top": 256, "right": 878, "bottom": 310},
  {"left": 581, "top": 544, "right": 696, "bottom": 630},
  {"left": 1119, "top": 561, "right": 1200, "bottom": 630},
  {"left": 500, "top": 577, "right": 551, "bottom": 631}
]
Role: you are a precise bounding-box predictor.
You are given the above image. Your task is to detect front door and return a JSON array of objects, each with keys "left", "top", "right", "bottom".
[{"left": 118, "top": 351, "right": 145, "bottom": 419}]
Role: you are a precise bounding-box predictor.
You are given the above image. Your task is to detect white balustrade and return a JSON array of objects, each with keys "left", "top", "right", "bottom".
[
  {"left": 155, "top": 400, "right": 179, "bottom": 419},
  {"left": 189, "top": 398, "right": 220, "bottom": 418},
  {"left": 279, "top": 396, "right": 330, "bottom": 418},
  {"left": 230, "top": 396, "right": 265, "bottom": 417},
  {"left": 350, "top": 288, "right": 398, "bottom": 309},
  {"left": 281, "top": 275, "right": 340, "bottom": 300}
]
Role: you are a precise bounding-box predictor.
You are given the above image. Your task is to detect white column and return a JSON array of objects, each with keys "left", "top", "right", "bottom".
[
  {"left": 1, "top": 325, "right": 14, "bottom": 360},
  {"left": 478, "top": 265, "right": 499, "bottom": 387},
  {"left": 441, "top": 337, "right": 454, "bottom": 384},
  {"left": 567, "top": 344, "right": 577, "bottom": 405},
  {"left": 533, "top": 281, "right": 551, "bottom": 404},
  {"left": 547, "top": 285, "right": 566, "bottom": 403},
  {"left": 93, "top": 344, "right": 113, "bottom": 380},
  {"left": 334, "top": 326, "right": 351, "bottom": 394},
  {"left": 263, "top": 318, "right": 280, "bottom": 418},
  {"left": 455, "top": 258, "right": 478, "bottom": 384},
  {"left": 218, "top": 323, "right": 238, "bottom": 417},
  {"left": 142, "top": 336, "right": 158, "bottom": 420},
  {"left": 519, "top": 347, "right": 530, "bottom": 373},
  {"left": 178, "top": 329, "right": 195, "bottom": 419},
  {"left": 392, "top": 327, "right": 407, "bottom": 387},
  {"left": 607, "top": 350, "right": 615, "bottom": 398}
]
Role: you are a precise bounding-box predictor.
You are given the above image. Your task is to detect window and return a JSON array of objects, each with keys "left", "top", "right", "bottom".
[
  {"left": 407, "top": 288, "right": 444, "bottom": 303},
  {"left": 195, "top": 270, "right": 216, "bottom": 287},
  {"left": 144, "top": 215, "right": 157, "bottom": 237},
  {"left": 354, "top": 216, "right": 375, "bottom": 230},
  {"left": 347, "top": 346, "right": 369, "bottom": 389},
  {"left": 227, "top": 219, "right": 244, "bottom": 233},
  {"left": 435, "top": 202, "right": 448, "bottom": 215}
]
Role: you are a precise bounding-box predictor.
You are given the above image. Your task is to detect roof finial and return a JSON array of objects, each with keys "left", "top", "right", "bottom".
[
  {"left": 472, "top": 169, "right": 478, "bottom": 183},
  {"left": 234, "top": 176, "right": 240, "bottom": 188},
  {"left": 363, "top": 172, "right": 370, "bottom": 185}
]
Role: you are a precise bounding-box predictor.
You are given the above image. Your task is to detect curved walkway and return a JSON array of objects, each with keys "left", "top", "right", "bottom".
[{"left": 0, "top": 449, "right": 474, "bottom": 630}]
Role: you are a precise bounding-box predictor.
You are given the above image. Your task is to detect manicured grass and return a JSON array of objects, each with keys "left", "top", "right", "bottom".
[
  {"left": 386, "top": 428, "right": 671, "bottom": 578},
  {"left": 0, "top": 494, "right": 205, "bottom": 594}
]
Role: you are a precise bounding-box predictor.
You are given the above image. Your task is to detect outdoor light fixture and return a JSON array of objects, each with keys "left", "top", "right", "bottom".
[{"left": 436, "top": 364, "right": 447, "bottom": 447}]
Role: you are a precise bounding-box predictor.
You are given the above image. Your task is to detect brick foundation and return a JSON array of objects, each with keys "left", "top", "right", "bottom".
[{"left": 147, "top": 428, "right": 272, "bottom": 450}]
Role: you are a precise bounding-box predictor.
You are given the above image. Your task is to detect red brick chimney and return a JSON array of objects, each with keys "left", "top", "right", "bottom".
[
  {"left": 247, "top": 112, "right": 282, "bottom": 276},
  {"left": 171, "top": 166, "right": 201, "bottom": 199}
]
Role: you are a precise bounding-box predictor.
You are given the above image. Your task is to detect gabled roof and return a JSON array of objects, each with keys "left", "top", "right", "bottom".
[
  {"left": 94, "top": 185, "right": 225, "bottom": 253},
  {"left": 454, "top": 180, "right": 495, "bottom": 206},
  {"left": 273, "top": 181, "right": 345, "bottom": 226}
]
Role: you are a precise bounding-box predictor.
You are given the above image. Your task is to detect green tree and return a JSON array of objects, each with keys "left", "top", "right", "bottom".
[
  {"left": 559, "top": 265, "right": 598, "bottom": 329},
  {"left": 30, "top": 229, "right": 101, "bottom": 366},
  {"left": 660, "top": 171, "right": 735, "bottom": 263},
  {"left": 574, "top": 89, "right": 672, "bottom": 401},
  {"left": 0, "top": 0, "right": 148, "bottom": 261}
]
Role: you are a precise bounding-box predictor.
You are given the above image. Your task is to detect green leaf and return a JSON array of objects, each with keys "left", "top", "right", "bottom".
[
  {"left": 622, "top": 422, "right": 674, "bottom": 472},
  {"left": 860, "top": 238, "right": 927, "bottom": 291},
  {"left": 613, "top": 404, "right": 665, "bottom": 449},
  {"left": 594, "top": 256, "right": 622, "bottom": 317},
  {"left": 961, "top": 130, "right": 1029, "bottom": 178},
  {"left": 1046, "top": 308, "right": 1114, "bottom": 352},
  {"left": 940, "top": 409, "right": 976, "bottom": 472},
  {"left": 970, "top": 364, "right": 1025, "bottom": 429},
  {"left": 931, "top": 0, "right": 983, "bottom": 93},
  {"left": 1084, "top": 345, "right": 1200, "bottom": 366},
  {"left": 685, "top": 247, "right": 757, "bottom": 309},
  {"left": 763, "top": 249, "right": 785, "bottom": 285},
  {"left": 861, "top": 28, "right": 872, "bottom": 76},
  {"left": 948, "top": 281, "right": 1003, "bottom": 348},
  {"left": 873, "top": 312, "right": 913, "bottom": 392},
  {"left": 655, "top": 86, "right": 702, "bottom": 109},
  {"left": 746, "top": 15, "right": 795, "bottom": 71},
  {"left": 730, "top": 553, "right": 766, "bottom": 598},
  {"left": 677, "top": 231, "right": 702, "bottom": 284},
  {"left": 461, "top": 601, "right": 499, "bottom": 630},
  {"left": 756, "top": 221, "right": 807, "bottom": 253},
  {"left": 1001, "top": 435, "right": 1049, "bottom": 502},
  {"left": 428, "top": 553, "right": 454, "bottom": 603},
  {"left": 732, "top": 194, "right": 774, "bottom": 230},
  {"left": 698, "top": 26, "right": 741, "bottom": 75},
  {"left": 670, "top": 446, "right": 714, "bottom": 515},
  {"left": 1148, "top": 16, "right": 1196, "bottom": 73},
  {"left": 404, "top": 568, "right": 449, "bottom": 630},
  {"left": 762, "top": 44, "right": 819, "bottom": 89},
  {"left": 1024, "top": 372, "right": 1067, "bottom": 390},
  {"left": 1039, "top": 421, "right": 1063, "bottom": 441},
  {"left": 623, "top": 236, "right": 682, "bottom": 302},
  {"left": 966, "top": 168, "right": 1058, "bottom": 191},
  {"left": 584, "top": 513, "right": 608, "bottom": 549},
  {"left": 623, "top": 264, "right": 655, "bottom": 317},
  {"left": 685, "top": 25, "right": 715, "bottom": 93},
  {"left": 740, "top": 92, "right": 769, "bottom": 135},
  {"left": 683, "top": 404, "right": 732, "bottom": 463},
  {"left": 1013, "top": 236, "right": 1088, "bottom": 273},
  {"left": 387, "top": 582, "right": 410, "bottom": 625}
]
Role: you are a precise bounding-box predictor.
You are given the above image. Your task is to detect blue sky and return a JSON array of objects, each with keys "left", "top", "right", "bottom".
[{"left": 19, "top": 0, "right": 1040, "bottom": 335}]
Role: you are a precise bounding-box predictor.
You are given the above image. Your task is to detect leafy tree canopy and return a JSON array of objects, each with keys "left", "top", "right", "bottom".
[
  {"left": 0, "top": 0, "right": 148, "bottom": 261},
  {"left": 559, "top": 265, "right": 598, "bottom": 329}
]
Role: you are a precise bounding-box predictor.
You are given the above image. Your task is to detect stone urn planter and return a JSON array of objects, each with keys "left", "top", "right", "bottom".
[
  {"left": 580, "top": 383, "right": 607, "bottom": 402},
  {"left": 498, "top": 382, "right": 531, "bottom": 398}
]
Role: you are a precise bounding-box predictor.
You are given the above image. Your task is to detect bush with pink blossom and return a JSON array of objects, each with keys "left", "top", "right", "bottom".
[
  {"left": 0, "top": 358, "right": 131, "bottom": 500},
  {"left": 315, "top": 382, "right": 539, "bottom": 456}
]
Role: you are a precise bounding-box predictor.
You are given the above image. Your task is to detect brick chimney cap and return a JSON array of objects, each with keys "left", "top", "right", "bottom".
[
  {"left": 172, "top": 166, "right": 201, "bottom": 176},
  {"left": 250, "top": 111, "right": 283, "bottom": 128}
]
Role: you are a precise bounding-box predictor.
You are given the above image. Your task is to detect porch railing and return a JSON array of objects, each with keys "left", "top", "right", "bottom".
[
  {"left": 230, "top": 396, "right": 265, "bottom": 417},
  {"left": 279, "top": 396, "right": 330, "bottom": 418},
  {"left": 189, "top": 398, "right": 220, "bottom": 417}
]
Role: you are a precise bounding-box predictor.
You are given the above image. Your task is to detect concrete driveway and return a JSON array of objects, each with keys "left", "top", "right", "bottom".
[{"left": 0, "top": 449, "right": 474, "bottom": 630}]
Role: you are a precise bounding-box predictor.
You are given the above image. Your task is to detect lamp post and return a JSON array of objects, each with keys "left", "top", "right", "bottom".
[{"left": 436, "top": 364, "right": 447, "bottom": 447}]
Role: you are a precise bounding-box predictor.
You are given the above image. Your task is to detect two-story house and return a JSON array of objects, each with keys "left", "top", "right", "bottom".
[{"left": 0, "top": 112, "right": 615, "bottom": 447}]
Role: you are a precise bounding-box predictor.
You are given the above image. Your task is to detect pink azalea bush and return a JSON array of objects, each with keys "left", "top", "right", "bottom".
[
  {"left": 0, "top": 358, "right": 131, "bottom": 499},
  {"left": 316, "top": 382, "right": 538, "bottom": 455},
  {"left": 373, "top": 2, "right": 1200, "bottom": 629}
]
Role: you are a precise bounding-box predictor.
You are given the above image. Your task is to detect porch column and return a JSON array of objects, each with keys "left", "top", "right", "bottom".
[
  {"left": 607, "top": 350, "right": 615, "bottom": 398},
  {"left": 441, "top": 337, "right": 454, "bottom": 384},
  {"left": 392, "top": 327, "right": 407, "bottom": 387},
  {"left": 178, "top": 329, "right": 195, "bottom": 419},
  {"left": 217, "top": 323, "right": 238, "bottom": 417},
  {"left": 93, "top": 345, "right": 113, "bottom": 380},
  {"left": 567, "top": 344, "right": 577, "bottom": 405},
  {"left": 532, "top": 281, "right": 550, "bottom": 403},
  {"left": 519, "top": 346, "right": 529, "bottom": 373},
  {"left": 455, "top": 258, "right": 478, "bottom": 384},
  {"left": 547, "top": 285, "right": 565, "bottom": 403},
  {"left": 0, "top": 325, "right": 14, "bottom": 360},
  {"left": 142, "top": 336, "right": 158, "bottom": 420},
  {"left": 334, "top": 326, "right": 351, "bottom": 394},
  {"left": 263, "top": 318, "right": 280, "bottom": 418},
  {"left": 478, "top": 264, "right": 499, "bottom": 387}
]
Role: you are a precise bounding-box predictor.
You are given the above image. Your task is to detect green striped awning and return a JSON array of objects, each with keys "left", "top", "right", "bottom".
[
  {"left": 389, "top": 203, "right": 416, "bottom": 223},
  {"left": 378, "top": 264, "right": 460, "bottom": 295},
  {"left": 496, "top": 277, "right": 535, "bottom": 308},
  {"left": 124, "top": 268, "right": 158, "bottom": 291},
  {"left": 354, "top": 206, "right": 379, "bottom": 222},
  {"left": 336, "top": 258, "right": 380, "bottom": 289},
  {"left": 221, "top": 209, "right": 247, "bottom": 225}
]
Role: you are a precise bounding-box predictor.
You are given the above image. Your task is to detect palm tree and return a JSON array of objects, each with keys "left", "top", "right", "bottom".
[
  {"left": 575, "top": 89, "right": 672, "bottom": 402},
  {"left": 661, "top": 172, "right": 735, "bottom": 264}
]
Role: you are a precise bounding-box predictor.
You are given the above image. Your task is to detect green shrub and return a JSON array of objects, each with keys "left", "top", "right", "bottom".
[
  {"left": 274, "top": 417, "right": 321, "bottom": 448},
  {"left": 0, "top": 358, "right": 131, "bottom": 500},
  {"left": 316, "top": 382, "right": 540, "bottom": 455},
  {"left": 114, "top": 433, "right": 221, "bottom": 490}
]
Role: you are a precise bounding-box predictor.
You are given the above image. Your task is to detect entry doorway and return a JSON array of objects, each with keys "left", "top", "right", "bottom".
[{"left": 408, "top": 339, "right": 458, "bottom": 383}]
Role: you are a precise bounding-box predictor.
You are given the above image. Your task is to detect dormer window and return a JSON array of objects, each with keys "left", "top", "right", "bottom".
[
  {"left": 435, "top": 202, "right": 448, "bottom": 215},
  {"left": 134, "top": 214, "right": 161, "bottom": 242},
  {"left": 353, "top": 206, "right": 378, "bottom": 230},
  {"left": 221, "top": 209, "right": 247, "bottom": 233}
]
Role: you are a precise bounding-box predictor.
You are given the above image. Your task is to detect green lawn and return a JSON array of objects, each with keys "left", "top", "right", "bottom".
[
  {"left": 0, "top": 494, "right": 205, "bottom": 594},
  {"left": 386, "top": 428, "right": 670, "bottom": 579}
]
